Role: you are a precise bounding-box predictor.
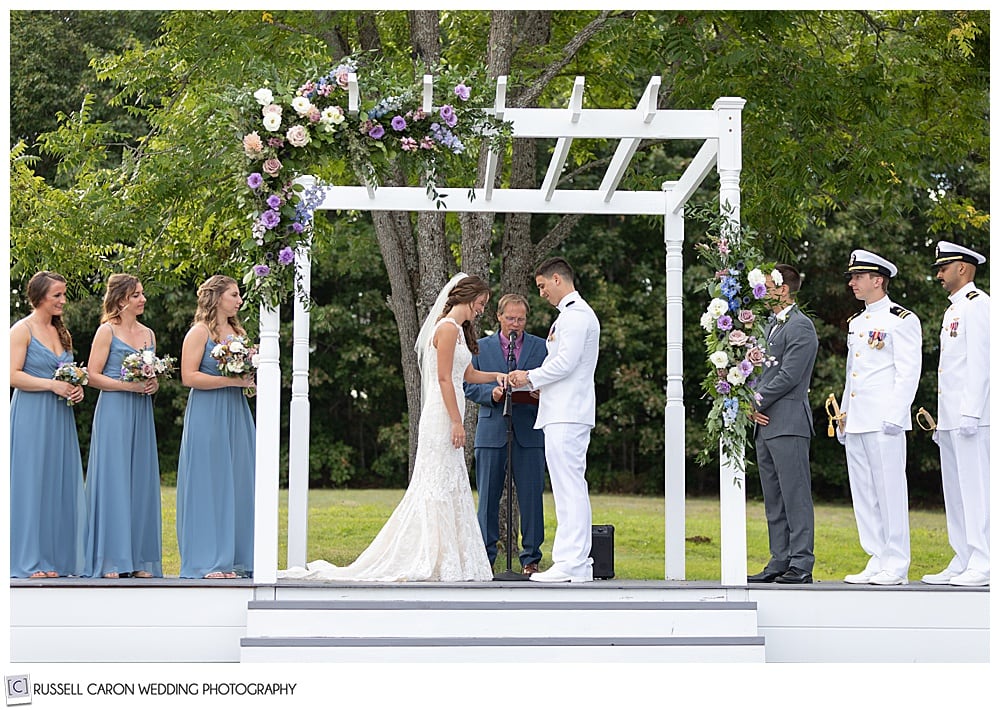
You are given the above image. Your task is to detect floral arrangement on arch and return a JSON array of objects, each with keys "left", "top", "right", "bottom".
[
  {"left": 693, "top": 208, "right": 781, "bottom": 468},
  {"left": 236, "top": 56, "right": 512, "bottom": 307}
]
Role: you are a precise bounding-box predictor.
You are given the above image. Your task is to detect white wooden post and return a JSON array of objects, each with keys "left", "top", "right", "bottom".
[
  {"left": 714, "top": 96, "right": 748, "bottom": 586},
  {"left": 287, "top": 246, "right": 312, "bottom": 569},
  {"left": 253, "top": 304, "right": 281, "bottom": 583},
  {"left": 663, "top": 187, "right": 686, "bottom": 580}
]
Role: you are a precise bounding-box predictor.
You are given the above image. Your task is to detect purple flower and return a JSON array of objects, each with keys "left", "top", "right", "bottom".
[
  {"left": 716, "top": 315, "right": 733, "bottom": 331},
  {"left": 738, "top": 359, "right": 753, "bottom": 376},
  {"left": 454, "top": 83, "right": 471, "bottom": 101},
  {"left": 715, "top": 380, "right": 732, "bottom": 395},
  {"left": 247, "top": 173, "right": 263, "bottom": 189},
  {"left": 278, "top": 246, "right": 295, "bottom": 265},
  {"left": 291, "top": 221, "right": 305, "bottom": 234},
  {"left": 440, "top": 104, "right": 457, "bottom": 128},
  {"left": 390, "top": 115, "right": 407, "bottom": 131},
  {"left": 266, "top": 194, "right": 282, "bottom": 209},
  {"left": 752, "top": 282, "right": 767, "bottom": 299},
  {"left": 260, "top": 209, "right": 281, "bottom": 229},
  {"left": 368, "top": 123, "right": 385, "bottom": 140},
  {"left": 253, "top": 264, "right": 271, "bottom": 277}
]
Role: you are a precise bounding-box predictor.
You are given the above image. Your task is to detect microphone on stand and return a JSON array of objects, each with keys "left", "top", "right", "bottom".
[{"left": 495, "top": 328, "right": 528, "bottom": 581}]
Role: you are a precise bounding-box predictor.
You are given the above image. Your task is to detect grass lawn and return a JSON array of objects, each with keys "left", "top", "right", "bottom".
[{"left": 159, "top": 487, "right": 953, "bottom": 582}]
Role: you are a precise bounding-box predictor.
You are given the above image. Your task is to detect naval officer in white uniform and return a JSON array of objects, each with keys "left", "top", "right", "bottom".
[
  {"left": 839, "top": 249, "right": 922, "bottom": 585},
  {"left": 509, "top": 257, "right": 600, "bottom": 583},
  {"left": 922, "top": 241, "right": 990, "bottom": 587}
]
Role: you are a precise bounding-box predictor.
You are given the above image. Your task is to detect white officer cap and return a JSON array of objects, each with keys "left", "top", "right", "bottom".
[
  {"left": 845, "top": 249, "right": 897, "bottom": 278},
  {"left": 933, "top": 240, "right": 986, "bottom": 268}
]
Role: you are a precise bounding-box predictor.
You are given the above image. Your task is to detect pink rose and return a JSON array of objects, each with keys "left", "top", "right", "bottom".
[
  {"left": 737, "top": 309, "right": 755, "bottom": 325},
  {"left": 746, "top": 346, "right": 765, "bottom": 366},
  {"left": 262, "top": 103, "right": 282, "bottom": 119},
  {"left": 728, "top": 330, "right": 748, "bottom": 347},
  {"left": 285, "top": 124, "right": 311, "bottom": 148},
  {"left": 141, "top": 363, "right": 156, "bottom": 378},
  {"left": 242, "top": 131, "right": 264, "bottom": 158},
  {"left": 262, "top": 158, "right": 282, "bottom": 176}
]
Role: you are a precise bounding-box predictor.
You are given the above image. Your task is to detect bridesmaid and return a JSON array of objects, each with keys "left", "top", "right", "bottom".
[
  {"left": 9, "top": 271, "right": 87, "bottom": 578},
  {"left": 83, "top": 274, "right": 163, "bottom": 579},
  {"left": 176, "top": 275, "right": 256, "bottom": 579}
]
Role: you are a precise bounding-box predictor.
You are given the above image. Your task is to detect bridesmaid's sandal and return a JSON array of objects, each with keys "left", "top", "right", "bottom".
[
  {"left": 44, "top": 571, "right": 60, "bottom": 578},
  {"left": 203, "top": 572, "right": 228, "bottom": 579},
  {"left": 30, "top": 571, "right": 48, "bottom": 578},
  {"left": 223, "top": 572, "right": 238, "bottom": 579},
  {"left": 103, "top": 572, "right": 119, "bottom": 579},
  {"left": 132, "top": 571, "right": 153, "bottom": 578}
]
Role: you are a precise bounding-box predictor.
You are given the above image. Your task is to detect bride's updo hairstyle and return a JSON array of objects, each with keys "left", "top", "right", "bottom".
[{"left": 439, "top": 275, "right": 489, "bottom": 355}]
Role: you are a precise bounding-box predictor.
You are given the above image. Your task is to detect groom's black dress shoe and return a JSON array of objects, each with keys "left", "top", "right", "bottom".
[
  {"left": 747, "top": 568, "right": 787, "bottom": 583},
  {"left": 775, "top": 567, "right": 813, "bottom": 584}
]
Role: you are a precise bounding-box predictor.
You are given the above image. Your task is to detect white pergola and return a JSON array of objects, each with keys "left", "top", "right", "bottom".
[{"left": 251, "top": 74, "right": 748, "bottom": 586}]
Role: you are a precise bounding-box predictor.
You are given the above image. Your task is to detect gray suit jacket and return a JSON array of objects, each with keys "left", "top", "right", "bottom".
[{"left": 754, "top": 306, "right": 818, "bottom": 439}]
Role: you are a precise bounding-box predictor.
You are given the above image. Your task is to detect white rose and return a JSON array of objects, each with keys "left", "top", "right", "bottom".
[
  {"left": 707, "top": 298, "right": 729, "bottom": 318},
  {"left": 210, "top": 344, "right": 225, "bottom": 358},
  {"left": 251, "top": 353, "right": 260, "bottom": 368},
  {"left": 286, "top": 124, "right": 311, "bottom": 148},
  {"left": 709, "top": 350, "right": 730, "bottom": 369},
  {"left": 229, "top": 360, "right": 245, "bottom": 373},
  {"left": 747, "top": 268, "right": 766, "bottom": 288},
  {"left": 700, "top": 312, "right": 715, "bottom": 332},
  {"left": 770, "top": 269, "right": 784, "bottom": 287},
  {"left": 141, "top": 350, "right": 155, "bottom": 365},
  {"left": 726, "top": 366, "right": 747, "bottom": 385},
  {"left": 262, "top": 113, "right": 281, "bottom": 132},
  {"left": 320, "top": 106, "right": 345, "bottom": 125},
  {"left": 291, "top": 96, "right": 312, "bottom": 116},
  {"left": 229, "top": 340, "right": 246, "bottom": 354},
  {"left": 254, "top": 88, "right": 274, "bottom": 106}
]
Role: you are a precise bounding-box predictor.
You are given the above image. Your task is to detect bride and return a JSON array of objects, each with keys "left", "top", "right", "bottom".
[{"left": 280, "top": 273, "right": 506, "bottom": 582}]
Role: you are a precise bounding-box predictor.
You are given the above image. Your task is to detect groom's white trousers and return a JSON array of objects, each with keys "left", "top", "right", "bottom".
[{"left": 543, "top": 422, "right": 593, "bottom": 577}]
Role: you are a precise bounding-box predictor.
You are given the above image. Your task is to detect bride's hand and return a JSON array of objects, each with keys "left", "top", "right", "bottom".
[
  {"left": 450, "top": 421, "right": 465, "bottom": 449},
  {"left": 495, "top": 372, "right": 508, "bottom": 388}
]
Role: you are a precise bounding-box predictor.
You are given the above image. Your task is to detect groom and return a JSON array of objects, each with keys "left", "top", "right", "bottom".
[{"left": 510, "top": 257, "right": 601, "bottom": 583}]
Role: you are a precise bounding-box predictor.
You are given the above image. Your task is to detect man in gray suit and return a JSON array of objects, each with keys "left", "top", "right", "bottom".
[{"left": 747, "top": 264, "right": 819, "bottom": 584}]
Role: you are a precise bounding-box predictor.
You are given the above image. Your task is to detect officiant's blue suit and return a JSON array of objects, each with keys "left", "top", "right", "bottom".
[{"left": 464, "top": 332, "right": 547, "bottom": 568}]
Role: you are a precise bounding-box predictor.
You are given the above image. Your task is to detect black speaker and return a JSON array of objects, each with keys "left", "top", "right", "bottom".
[{"left": 591, "top": 524, "right": 615, "bottom": 579}]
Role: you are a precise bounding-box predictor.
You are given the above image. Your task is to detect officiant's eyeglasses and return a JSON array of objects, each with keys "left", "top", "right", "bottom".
[{"left": 502, "top": 315, "right": 527, "bottom": 324}]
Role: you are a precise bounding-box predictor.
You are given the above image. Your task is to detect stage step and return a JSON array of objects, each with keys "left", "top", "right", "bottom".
[{"left": 240, "top": 597, "right": 764, "bottom": 662}]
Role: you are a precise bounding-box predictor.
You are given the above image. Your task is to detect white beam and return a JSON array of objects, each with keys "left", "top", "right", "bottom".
[
  {"left": 252, "top": 305, "right": 280, "bottom": 584},
  {"left": 599, "top": 138, "right": 640, "bottom": 203},
  {"left": 569, "top": 76, "right": 585, "bottom": 123},
  {"left": 347, "top": 73, "right": 359, "bottom": 117},
  {"left": 482, "top": 76, "right": 508, "bottom": 201},
  {"left": 667, "top": 139, "right": 719, "bottom": 214},
  {"left": 422, "top": 75, "right": 433, "bottom": 114},
  {"left": 499, "top": 108, "right": 716, "bottom": 139},
  {"left": 314, "top": 185, "right": 671, "bottom": 215},
  {"left": 640, "top": 76, "right": 661, "bottom": 124},
  {"left": 286, "top": 246, "right": 312, "bottom": 570},
  {"left": 541, "top": 138, "right": 572, "bottom": 201},
  {"left": 663, "top": 200, "right": 686, "bottom": 581}
]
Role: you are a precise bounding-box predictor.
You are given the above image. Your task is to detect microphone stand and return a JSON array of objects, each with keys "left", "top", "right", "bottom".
[{"left": 494, "top": 332, "right": 529, "bottom": 582}]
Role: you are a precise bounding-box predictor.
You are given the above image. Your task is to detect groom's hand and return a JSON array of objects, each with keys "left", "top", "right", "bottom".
[{"left": 509, "top": 370, "right": 526, "bottom": 388}]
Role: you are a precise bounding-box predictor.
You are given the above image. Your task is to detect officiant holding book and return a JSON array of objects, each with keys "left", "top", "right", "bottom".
[{"left": 465, "top": 293, "right": 547, "bottom": 575}]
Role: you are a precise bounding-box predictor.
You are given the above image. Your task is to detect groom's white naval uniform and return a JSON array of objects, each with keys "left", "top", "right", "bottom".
[{"left": 521, "top": 287, "right": 600, "bottom": 583}]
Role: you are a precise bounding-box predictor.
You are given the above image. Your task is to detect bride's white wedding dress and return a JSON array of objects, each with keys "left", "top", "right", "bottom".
[{"left": 279, "top": 317, "right": 492, "bottom": 582}]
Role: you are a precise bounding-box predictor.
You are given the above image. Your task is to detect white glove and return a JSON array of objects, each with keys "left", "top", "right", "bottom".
[
  {"left": 932, "top": 429, "right": 940, "bottom": 446},
  {"left": 836, "top": 427, "right": 846, "bottom": 445},
  {"left": 881, "top": 421, "right": 903, "bottom": 436},
  {"left": 959, "top": 416, "right": 980, "bottom": 437}
]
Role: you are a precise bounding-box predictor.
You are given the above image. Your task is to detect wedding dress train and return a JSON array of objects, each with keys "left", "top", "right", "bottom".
[{"left": 279, "top": 317, "right": 492, "bottom": 582}]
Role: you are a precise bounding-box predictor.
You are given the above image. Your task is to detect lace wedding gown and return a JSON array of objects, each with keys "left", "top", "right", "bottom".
[{"left": 279, "top": 317, "right": 493, "bottom": 582}]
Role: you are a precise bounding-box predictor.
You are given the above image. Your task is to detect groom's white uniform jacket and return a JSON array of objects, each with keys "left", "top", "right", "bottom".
[{"left": 528, "top": 291, "right": 600, "bottom": 429}]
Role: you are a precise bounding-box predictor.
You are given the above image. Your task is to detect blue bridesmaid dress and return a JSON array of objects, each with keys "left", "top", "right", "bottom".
[
  {"left": 176, "top": 337, "right": 256, "bottom": 578},
  {"left": 84, "top": 330, "right": 163, "bottom": 577},
  {"left": 9, "top": 334, "right": 87, "bottom": 577}
]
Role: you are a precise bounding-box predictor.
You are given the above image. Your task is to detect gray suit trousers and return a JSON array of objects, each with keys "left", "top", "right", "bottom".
[{"left": 754, "top": 430, "right": 815, "bottom": 572}]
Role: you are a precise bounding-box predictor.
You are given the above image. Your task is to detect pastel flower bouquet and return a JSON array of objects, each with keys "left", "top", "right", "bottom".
[
  {"left": 52, "top": 362, "right": 89, "bottom": 406},
  {"left": 235, "top": 56, "right": 511, "bottom": 307},
  {"left": 693, "top": 209, "right": 780, "bottom": 466},
  {"left": 210, "top": 335, "right": 259, "bottom": 396},
  {"left": 120, "top": 349, "right": 177, "bottom": 389}
]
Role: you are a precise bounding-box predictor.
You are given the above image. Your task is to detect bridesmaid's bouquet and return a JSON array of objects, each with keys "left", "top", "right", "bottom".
[
  {"left": 211, "top": 335, "right": 259, "bottom": 396},
  {"left": 52, "top": 362, "right": 89, "bottom": 406},
  {"left": 120, "top": 350, "right": 177, "bottom": 389}
]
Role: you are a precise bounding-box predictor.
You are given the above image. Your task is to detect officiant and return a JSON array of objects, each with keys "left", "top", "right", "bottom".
[{"left": 464, "top": 293, "right": 547, "bottom": 576}]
